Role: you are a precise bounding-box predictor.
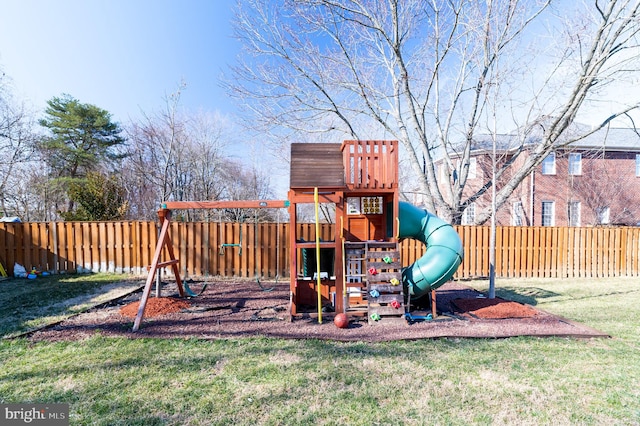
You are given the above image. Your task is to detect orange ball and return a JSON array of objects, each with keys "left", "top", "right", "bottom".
[{"left": 334, "top": 313, "right": 349, "bottom": 329}]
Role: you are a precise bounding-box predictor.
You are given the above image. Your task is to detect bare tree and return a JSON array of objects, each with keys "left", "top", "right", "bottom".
[
  {"left": 125, "top": 85, "right": 189, "bottom": 218},
  {"left": 228, "top": 0, "right": 640, "bottom": 223},
  {"left": 123, "top": 86, "right": 273, "bottom": 220},
  {"left": 0, "top": 70, "right": 37, "bottom": 219},
  {"left": 218, "top": 161, "right": 279, "bottom": 222}
]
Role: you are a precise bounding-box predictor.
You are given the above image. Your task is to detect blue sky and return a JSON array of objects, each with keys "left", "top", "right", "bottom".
[
  {"left": 0, "top": 0, "right": 240, "bottom": 123},
  {"left": 3, "top": 1, "right": 636, "bottom": 129}
]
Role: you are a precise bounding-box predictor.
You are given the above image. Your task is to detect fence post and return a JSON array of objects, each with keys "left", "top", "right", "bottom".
[{"left": 50, "top": 221, "right": 58, "bottom": 274}]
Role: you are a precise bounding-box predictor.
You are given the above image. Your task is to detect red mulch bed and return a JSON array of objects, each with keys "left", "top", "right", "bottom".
[
  {"left": 452, "top": 297, "right": 539, "bottom": 319},
  {"left": 28, "top": 280, "right": 609, "bottom": 343},
  {"left": 119, "top": 297, "right": 191, "bottom": 318}
]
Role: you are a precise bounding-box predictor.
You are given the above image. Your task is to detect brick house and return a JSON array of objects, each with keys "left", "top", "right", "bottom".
[{"left": 451, "top": 124, "right": 640, "bottom": 226}]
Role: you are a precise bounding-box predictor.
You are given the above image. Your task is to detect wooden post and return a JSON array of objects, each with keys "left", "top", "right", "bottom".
[
  {"left": 155, "top": 212, "right": 162, "bottom": 298},
  {"left": 288, "top": 190, "right": 297, "bottom": 318},
  {"left": 431, "top": 290, "right": 437, "bottom": 318}
]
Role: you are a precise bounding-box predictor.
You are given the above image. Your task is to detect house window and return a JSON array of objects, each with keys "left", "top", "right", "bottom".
[
  {"left": 542, "top": 152, "right": 556, "bottom": 175},
  {"left": 512, "top": 202, "right": 524, "bottom": 226},
  {"left": 596, "top": 206, "right": 610, "bottom": 224},
  {"left": 462, "top": 203, "right": 476, "bottom": 225},
  {"left": 468, "top": 157, "right": 477, "bottom": 179},
  {"left": 636, "top": 154, "right": 640, "bottom": 177},
  {"left": 541, "top": 201, "right": 555, "bottom": 226},
  {"left": 568, "top": 201, "right": 581, "bottom": 227},
  {"left": 568, "top": 153, "right": 582, "bottom": 175}
]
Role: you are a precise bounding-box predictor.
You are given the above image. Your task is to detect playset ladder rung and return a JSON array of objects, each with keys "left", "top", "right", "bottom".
[
  {"left": 369, "top": 293, "right": 403, "bottom": 304},
  {"left": 345, "top": 306, "right": 368, "bottom": 313},
  {"left": 364, "top": 241, "right": 397, "bottom": 250},
  {"left": 367, "top": 272, "right": 402, "bottom": 284},
  {"left": 156, "top": 259, "right": 179, "bottom": 268},
  {"left": 369, "top": 282, "right": 403, "bottom": 292}
]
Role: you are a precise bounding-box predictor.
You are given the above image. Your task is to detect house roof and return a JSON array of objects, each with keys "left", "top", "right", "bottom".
[
  {"left": 569, "top": 126, "right": 640, "bottom": 151},
  {"left": 467, "top": 122, "right": 640, "bottom": 155}
]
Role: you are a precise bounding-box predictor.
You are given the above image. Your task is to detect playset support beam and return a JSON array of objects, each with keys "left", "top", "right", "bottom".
[{"left": 161, "top": 200, "right": 289, "bottom": 210}]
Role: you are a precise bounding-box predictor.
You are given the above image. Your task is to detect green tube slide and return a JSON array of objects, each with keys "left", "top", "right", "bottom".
[{"left": 399, "top": 201, "right": 464, "bottom": 300}]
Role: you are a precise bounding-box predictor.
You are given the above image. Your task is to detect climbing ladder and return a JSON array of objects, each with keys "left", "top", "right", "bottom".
[
  {"left": 365, "top": 242, "right": 405, "bottom": 325},
  {"left": 344, "top": 242, "right": 368, "bottom": 314}
]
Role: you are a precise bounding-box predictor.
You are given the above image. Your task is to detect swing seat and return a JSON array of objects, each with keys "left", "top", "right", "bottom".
[
  {"left": 183, "top": 281, "right": 208, "bottom": 297},
  {"left": 219, "top": 243, "right": 242, "bottom": 256}
]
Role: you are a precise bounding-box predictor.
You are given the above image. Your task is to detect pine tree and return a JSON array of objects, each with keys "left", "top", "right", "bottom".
[{"left": 38, "top": 94, "right": 126, "bottom": 216}]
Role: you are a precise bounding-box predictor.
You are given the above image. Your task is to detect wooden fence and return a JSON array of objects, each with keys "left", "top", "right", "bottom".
[{"left": 1, "top": 221, "right": 640, "bottom": 279}]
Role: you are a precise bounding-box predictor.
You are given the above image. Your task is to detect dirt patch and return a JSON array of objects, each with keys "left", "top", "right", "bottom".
[
  {"left": 28, "top": 279, "right": 610, "bottom": 343},
  {"left": 119, "top": 297, "right": 191, "bottom": 318}
]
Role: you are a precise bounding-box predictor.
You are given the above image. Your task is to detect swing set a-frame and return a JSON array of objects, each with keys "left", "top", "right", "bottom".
[{"left": 132, "top": 200, "right": 289, "bottom": 331}]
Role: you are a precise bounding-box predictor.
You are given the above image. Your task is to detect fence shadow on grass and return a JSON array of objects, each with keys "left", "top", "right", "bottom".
[{"left": 492, "top": 286, "right": 562, "bottom": 306}]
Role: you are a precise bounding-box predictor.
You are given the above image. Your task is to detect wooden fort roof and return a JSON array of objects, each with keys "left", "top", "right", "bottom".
[{"left": 290, "top": 143, "right": 345, "bottom": 189}]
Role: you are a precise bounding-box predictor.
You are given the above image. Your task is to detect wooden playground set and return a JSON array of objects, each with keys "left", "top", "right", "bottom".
[{"left": 132, "top": 140, "right": 463, "bottom": 331}]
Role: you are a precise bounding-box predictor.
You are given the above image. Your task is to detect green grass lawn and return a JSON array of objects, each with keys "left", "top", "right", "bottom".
[
  {"left": 1, "top": 275, "right": 639, "bottom": 425},
  {"left": 0, "top": 273, "right": 142, "bottom": 337}
]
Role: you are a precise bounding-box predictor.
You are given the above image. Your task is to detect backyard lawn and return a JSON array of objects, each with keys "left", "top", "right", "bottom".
[{"left": 0, "top": 274, "right": 638, "bottom": 425}]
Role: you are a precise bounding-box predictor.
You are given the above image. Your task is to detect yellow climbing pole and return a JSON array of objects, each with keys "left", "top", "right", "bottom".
[{"left": 314, "top": 187, "right": 322, "bottom": 324}]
